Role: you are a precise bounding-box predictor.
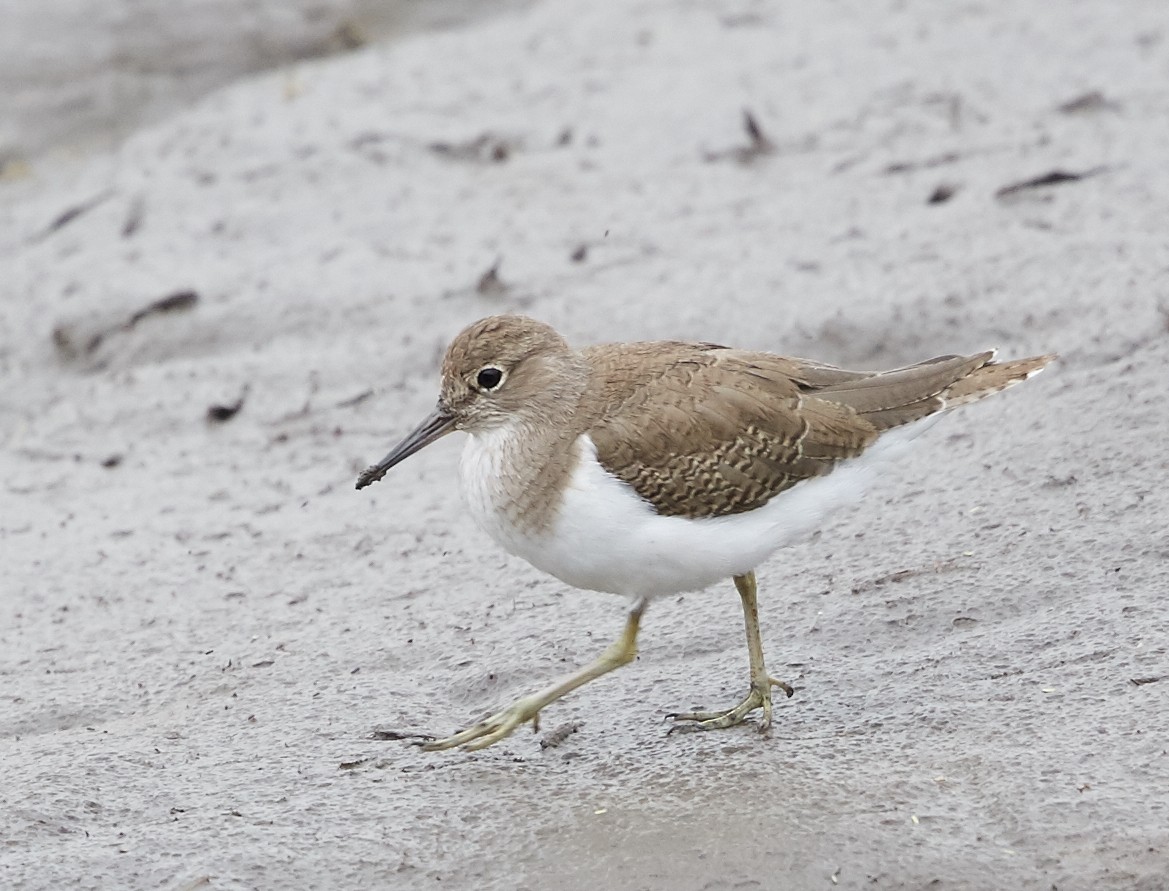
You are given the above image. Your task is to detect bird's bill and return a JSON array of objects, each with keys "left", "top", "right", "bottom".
[{"left": 355, "top": 405, "right": 455, "bottom": 490}]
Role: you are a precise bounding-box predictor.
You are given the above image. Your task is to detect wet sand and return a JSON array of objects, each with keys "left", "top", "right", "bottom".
[{"left": 3, "top": 1, "right": 1168, "bottom": 889}]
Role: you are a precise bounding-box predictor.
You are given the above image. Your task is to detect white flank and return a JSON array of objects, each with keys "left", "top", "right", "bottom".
[{"left": 461, "top": 418, "right": 938, "bottom": 600}]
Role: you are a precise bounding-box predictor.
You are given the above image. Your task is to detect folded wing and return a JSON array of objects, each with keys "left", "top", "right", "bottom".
[{"left": 583, "top": 342, "right": 1052, "bottom": 519}]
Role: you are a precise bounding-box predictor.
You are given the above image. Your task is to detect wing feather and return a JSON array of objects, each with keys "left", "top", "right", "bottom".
[{"left": 579, "top": 341, "right": 1038, "bottom": 519}]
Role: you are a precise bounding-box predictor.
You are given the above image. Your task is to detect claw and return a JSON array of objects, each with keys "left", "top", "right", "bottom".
[
  {"left": 667, "top": 675, "right": 792, "bottom": 733},
  {"left": 421, "top": 695, "right": 543, "bottom": 751}
]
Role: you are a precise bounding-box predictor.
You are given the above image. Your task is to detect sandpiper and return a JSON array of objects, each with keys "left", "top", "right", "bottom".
[{"left": 357, "top": 315, "right": 1053, "bottom": 751}]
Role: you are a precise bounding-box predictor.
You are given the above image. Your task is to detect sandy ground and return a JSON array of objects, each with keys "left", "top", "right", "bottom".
[
  {"left": 3, "top": 1, "right": 1169, "bottom": 889},
  {"left": 0, "top": 0, "right": 531, "bottom": 161}
]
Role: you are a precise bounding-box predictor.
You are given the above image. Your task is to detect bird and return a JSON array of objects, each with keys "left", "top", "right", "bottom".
[{"left": 356, "top": 315, "right": 1053, "bottom": 751}]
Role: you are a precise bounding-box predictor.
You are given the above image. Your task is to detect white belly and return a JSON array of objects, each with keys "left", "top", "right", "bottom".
[{"left": 460, "top": 422, "right": 933, "bottom": 600}]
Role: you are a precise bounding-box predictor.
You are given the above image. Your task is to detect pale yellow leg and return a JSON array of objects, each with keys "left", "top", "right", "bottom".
[
  {"left": 423, "top": 598, "right": 648, "bottom": 752},
  {"left": 668, "top": 571, "right": 792, "bottom": 732}
]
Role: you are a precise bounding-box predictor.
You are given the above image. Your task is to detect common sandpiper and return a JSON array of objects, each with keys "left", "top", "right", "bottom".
[{"left": 357, "top": 315, "right": 1053, "bottom": 751}]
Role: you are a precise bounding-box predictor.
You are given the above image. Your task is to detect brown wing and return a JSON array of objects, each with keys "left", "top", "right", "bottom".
[{"left": 581, "top": 341, "right": 1027, "bottom": 519}]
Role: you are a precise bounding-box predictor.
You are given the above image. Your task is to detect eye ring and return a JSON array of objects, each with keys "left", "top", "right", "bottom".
[{"left": 476, "top": 366, "right": 504, "bottom": 391}]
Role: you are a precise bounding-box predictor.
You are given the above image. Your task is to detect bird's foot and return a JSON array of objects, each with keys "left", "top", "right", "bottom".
[
  {"left": 420, "top": 694, "right": 543, "bottom": 752},
  {"left": 667, "top": 676, "right": 793, "bottom": 732},
  {"left": 396, "top": 601, "right": 647, "bottom": 753}
]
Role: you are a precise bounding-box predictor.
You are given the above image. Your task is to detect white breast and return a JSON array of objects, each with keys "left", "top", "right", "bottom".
[
  {"left": 459, "top": 424, "right": 533, "bottom": 559},
  {"left": 461, "top": 420, "right": 935, "bottom": 600}
]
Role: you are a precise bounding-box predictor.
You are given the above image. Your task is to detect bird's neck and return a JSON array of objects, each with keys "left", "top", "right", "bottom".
[{"left": 461, "top": 354, "right": 591, "bottom": 536}]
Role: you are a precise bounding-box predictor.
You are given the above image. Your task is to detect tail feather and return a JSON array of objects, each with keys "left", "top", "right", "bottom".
[
  {"left": 813, "top": 351, "right": 1056, "bottom": 434},
  {"left": 940, "top": 353, "right": 1056, "bottom": 409},
  {"left": 818, "top": 352, "right": 993, "bottom": 414}
]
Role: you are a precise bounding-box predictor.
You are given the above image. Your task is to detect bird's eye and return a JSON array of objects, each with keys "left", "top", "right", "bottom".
[{"left": 476, "top": 367, "right": 504, "bottom": 390}]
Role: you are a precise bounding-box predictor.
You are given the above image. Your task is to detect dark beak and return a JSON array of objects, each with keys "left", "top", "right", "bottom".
[{"left": 355, "top": 405, "right": 456, "bottom": 490}]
